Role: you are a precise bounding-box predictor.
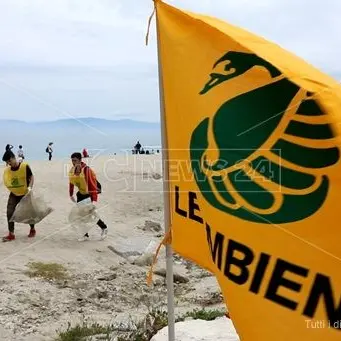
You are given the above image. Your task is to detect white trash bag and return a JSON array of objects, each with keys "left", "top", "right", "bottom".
[
  {"left": 10, "top": 191, "right": 53, "bottom": 225},
  {"left": 68, "top": 198, "right": 99, "bottom": 235}
]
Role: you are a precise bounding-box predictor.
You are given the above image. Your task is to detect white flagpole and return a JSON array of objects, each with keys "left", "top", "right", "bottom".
[{"left": 155, "top": 8, "right": 176, "bottom": 341}]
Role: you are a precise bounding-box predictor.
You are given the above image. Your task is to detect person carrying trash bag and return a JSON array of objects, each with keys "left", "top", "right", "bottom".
[
  {"left": 68, "top": 152, "right": 108, "bottom": 241},
  {"left": 2, "top": 150, "right": 36, "bottom": 242}
]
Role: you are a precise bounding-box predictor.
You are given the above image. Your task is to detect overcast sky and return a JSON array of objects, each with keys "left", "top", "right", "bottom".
[{"left": 0, "top": 0, "right": 340, "bottom": 122}]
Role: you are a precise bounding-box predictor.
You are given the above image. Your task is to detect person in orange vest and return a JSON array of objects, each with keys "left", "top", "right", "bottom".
[
  {"left": 69, "top": 152, "right": 107, "bottom": 241},
  {"left": 82, "top": 148, "right": 89, "bottom": 158},
  {"left": 2, "top": 150, "right": 36, "bottom": 242}
]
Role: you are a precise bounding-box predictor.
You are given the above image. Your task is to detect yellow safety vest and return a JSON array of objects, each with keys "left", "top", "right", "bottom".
[
  {"left": 69, "top": 166, "right": 88, "bottom": 195},
  {"left": 3, "top": 162, "right": 29, "bottom": 196}
]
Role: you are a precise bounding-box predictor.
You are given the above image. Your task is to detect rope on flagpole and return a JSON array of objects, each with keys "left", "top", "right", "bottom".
[
  {"left": 146, "top": 0, "right": 162, "bottom": 46},
  {"left": 145, "top": 7, "right": 155, "bottom": 46}
]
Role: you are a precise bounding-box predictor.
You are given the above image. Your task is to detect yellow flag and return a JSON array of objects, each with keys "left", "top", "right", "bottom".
[{"left": 154, "top": 0, "right": 341, "bottom": 339}]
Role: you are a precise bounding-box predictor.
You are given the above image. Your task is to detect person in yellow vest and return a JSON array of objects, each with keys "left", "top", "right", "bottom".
[
  {"left": 2, "top": 150, "right": 36, "bottom": 242},
  {"left": 69, "top": 152, "right": 108, "bottom": 241}
]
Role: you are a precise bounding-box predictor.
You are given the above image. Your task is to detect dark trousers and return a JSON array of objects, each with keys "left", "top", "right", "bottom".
[
  {"left": 76, "top": 192, "right": 107, "bottom": 230},
  {"left": 7, "top": 193, "right": 35, "bottom": 233},
  {"left": 48, "top": 152, "right": 52, "bottom": 161}
]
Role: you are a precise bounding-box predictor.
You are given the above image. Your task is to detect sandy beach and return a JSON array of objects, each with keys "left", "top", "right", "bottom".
[{"left": 0, "top": 154, "right": 225, "bottom": 341}]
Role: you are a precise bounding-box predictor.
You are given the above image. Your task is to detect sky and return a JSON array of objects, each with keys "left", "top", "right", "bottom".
[{"left": 0, "top": 0, "right": 340, "bottom": 122}]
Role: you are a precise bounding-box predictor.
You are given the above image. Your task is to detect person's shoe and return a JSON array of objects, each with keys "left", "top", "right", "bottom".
[
  {"left": 2, "top": 233, "right": 15, "bottom": 242},
  {"left": 100, "top": 228, "right": 108, "bottom": 240},
  {"left": 28, "top": 229, "right": 36, "bottom": 238},
  {"left": 78, "top": 233, "right": 90, "bottom": 242}
]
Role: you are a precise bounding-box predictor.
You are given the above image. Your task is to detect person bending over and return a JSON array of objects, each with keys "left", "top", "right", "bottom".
[
  {"left": 2, "top": 150, "right": 36, "bottom": 242},
  {"left": 69, "top": 152, "right": 108, "bottom": 241}
]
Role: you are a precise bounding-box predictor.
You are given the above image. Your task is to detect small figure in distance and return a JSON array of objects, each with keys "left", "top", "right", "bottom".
[
  {"left": 17, "top": 145, "right": 25, "bottom": 163},
  {"left": 134, "top": 141, "right": 141, "bottom": 154},
  {"left": 5, "top": 144, "right": 13, "bottom": 152},
  {"left": 82, "top": 148, "right": 89, "bottom": 158},
  {"left": 46, "top": 142, "right": 53, "bottom": 161}
]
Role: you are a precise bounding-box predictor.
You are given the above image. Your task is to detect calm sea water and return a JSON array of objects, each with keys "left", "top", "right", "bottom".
[{"left": 0, "top": 127, "right": 161, "bottom": 161}]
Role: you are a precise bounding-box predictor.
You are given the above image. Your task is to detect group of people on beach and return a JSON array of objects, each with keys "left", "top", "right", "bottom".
[
  {"left": 132, "top": 140, "right": 159, "bottom": 155},
  {"left": 6, "top": 142, "right": 90, "bottom": 162},
  {"left": 1, "top": 148, "right": 108, "bottom": 242},
  {"left": 5, "top": 144, "right": 25, "bottom": 163},
  {"left": 5, "top": 142, "right": 54, "bottom": 162}
]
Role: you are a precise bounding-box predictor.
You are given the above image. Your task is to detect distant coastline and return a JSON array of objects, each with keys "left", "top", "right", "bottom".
[
  {"left": 0, "top": 117, "right": 161, "bottom": 161},
  {"left": 0, "top": 117, "right": 160, "bottom": 128}
]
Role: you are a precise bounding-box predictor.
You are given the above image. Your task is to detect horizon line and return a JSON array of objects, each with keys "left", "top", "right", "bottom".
[{"left": 0, "top": 117, "right": 161, "bottom": 124}]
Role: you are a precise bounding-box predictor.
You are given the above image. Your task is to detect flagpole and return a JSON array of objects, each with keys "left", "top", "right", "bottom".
[{"left": 155, "top": 7, "right": 176, "bottom": 341}]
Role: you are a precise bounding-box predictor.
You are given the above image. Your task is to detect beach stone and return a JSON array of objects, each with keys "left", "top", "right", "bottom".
[
  {"left": 107, "top": 246, "right": 142, "bottom": 259},
  {"left": 87, "top": 289, "right": 98, "bottom": 299},
  {"left": 96, "top": 274, "right": 117, "bottom": 281},
  {"left": 72, "top": 280, "right": 88, "bottom": 289},
  {"left": 86, "top": 334, "right": 108, "bottom": 341},
  {"left": 150, "top": 317, "right": 239, "bottom": 341},
  {"left": 152, "top": 172, "right": 162, "bottom": 180},
  {"left": 133, "top": 253, "right": 154, "bottom": 267},
  {"left": 153, "top": 268, "right": 189, "bottom": 283},
  {"left": 142, "top": 220, "right": 162, "bottom": 232}
]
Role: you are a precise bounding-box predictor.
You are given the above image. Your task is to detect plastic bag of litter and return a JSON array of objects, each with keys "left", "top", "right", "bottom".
[
  {"left": 10, "top": 190, "right": 53, "bottom": 225},
  {"left": 68, "top": 198, "right": 99, "bottom": 235}
]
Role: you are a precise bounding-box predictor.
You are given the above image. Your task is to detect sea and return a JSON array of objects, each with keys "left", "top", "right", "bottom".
[{"left": 0, "top": 125, "right": 161, "bottom": 161}]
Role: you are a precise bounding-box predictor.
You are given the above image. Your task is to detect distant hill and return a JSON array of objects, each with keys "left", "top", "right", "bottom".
[
  {"left": 0, "top": 118, "right": 160, "bottom": 130},
  {"left": 0, "top": 117, "right": 161, "bottom": 160}
]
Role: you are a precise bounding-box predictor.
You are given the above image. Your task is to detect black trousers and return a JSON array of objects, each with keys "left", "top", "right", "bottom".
[
  {"left": 48, "top": 152, "right": 52, "bottom": 161},
  {"left": 7, "top": 193, "right": 35, "bottom": 233},
  {"left": 76, "top": 192, "right": 107, "bottom": 230}
]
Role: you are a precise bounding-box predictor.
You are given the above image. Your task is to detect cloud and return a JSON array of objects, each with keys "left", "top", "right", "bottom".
[
  {"left": 0, "top": 0, "right": 340, "bottom": 121},
  {"left": 0, "top": 65, "right": 159, "bottom": 121},
  {"left": 0, "top": 0, "right": 154, "bottom": 67},
  {"left": 169, "top": 0, "right": 341, "bottom": 75},
  {"left": 1, "top": 0, "right": 340, "bottom": 71}
]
